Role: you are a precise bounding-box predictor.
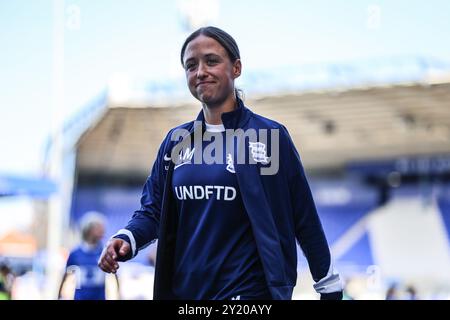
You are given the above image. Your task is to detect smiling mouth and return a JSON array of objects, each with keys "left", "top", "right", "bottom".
[{"left": 196, "top": 81, "right": 215, "bottom": 87}]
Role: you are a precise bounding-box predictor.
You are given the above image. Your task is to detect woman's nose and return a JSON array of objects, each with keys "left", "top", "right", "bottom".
[{"left": 196, "top": 62, "right": 207, "bottom": 79}]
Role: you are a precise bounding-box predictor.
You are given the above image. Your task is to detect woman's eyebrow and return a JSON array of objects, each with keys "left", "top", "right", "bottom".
[
  {"left": 184, "top": 57, "right": 195, "bottom": 65},
  {"left": 203, "top": 53, "right": 221, "bottom": 59},
  {"left": 184, "top": 53, "right": 222, "bottom": 65}
]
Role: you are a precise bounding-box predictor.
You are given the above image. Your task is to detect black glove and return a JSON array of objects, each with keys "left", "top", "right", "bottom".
[
  {"left": 320, "top": 291, "right": 343, "bottom": 300},
  {"left": 112, "top": 234, "right": 134, "bottom": 261}
]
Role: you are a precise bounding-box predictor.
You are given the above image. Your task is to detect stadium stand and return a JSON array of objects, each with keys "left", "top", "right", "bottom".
[{"left": 39, "top": 57, "right": 450, "bottom": 298}]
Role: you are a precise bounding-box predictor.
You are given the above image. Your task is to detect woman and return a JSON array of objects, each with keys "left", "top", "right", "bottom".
[
  {"left": 98, "top": 26, "right": 342, "bottom": 300},
  {"left": 59, "top": 211, "right": 120, "bottom": 300}
]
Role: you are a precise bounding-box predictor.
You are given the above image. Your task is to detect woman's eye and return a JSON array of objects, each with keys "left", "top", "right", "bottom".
[
  {"left": 207, "top": 59, "right": 218, "bottom": 65},
  {"left": 185, "top": 63, "right": 196, "bottom": 71}
]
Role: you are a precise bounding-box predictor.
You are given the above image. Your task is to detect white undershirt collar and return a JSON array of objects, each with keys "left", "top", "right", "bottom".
[{"left": 205, "top": 122, "right": 225, "bottom": 132}]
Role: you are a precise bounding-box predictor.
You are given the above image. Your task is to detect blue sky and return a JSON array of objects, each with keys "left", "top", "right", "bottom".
[{"left": 1, "top": 0, "right": 450, "bottom": 177}]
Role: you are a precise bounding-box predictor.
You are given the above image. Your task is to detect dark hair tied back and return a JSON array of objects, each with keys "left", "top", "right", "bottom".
[{"left": 180, "top": 26, "right": 240, "bottom": 66}]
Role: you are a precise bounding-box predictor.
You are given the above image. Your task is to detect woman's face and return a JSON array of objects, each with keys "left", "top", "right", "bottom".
[
  {"left": 183, "top": 35, "right": 241, "bottom": 107},
  {"left": 86, "top": 222, "right": 105, "bottom": 245}
]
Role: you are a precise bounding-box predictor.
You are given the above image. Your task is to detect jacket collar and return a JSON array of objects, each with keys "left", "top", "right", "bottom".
[{"left": 194, "top": 97, "right": 252, "bottom": 131}]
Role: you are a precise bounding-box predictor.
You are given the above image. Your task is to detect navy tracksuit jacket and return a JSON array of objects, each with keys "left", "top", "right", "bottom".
[{"left": 114, "top": 98, "right": 342, "bottom": 300}]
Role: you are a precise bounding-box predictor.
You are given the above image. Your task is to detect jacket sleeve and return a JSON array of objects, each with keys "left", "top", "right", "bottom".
[
  {"left": 280, "top": 125, "right": 343, "bottom": 299},
  {"left": 112, "top": 132, "right": 170, "bottom": 259}
]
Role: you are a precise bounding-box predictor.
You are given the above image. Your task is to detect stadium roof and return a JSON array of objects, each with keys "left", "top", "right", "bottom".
[
  {"left": 0, "top": 175, "right": 57, "bottom": 198},
  {"left": 0, "top": 175, "right": 56, "bottom": 198}
]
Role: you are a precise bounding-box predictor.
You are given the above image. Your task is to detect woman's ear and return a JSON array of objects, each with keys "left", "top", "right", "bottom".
[{"left": 233, "top": 59, "right": 242, "bottom": 79}]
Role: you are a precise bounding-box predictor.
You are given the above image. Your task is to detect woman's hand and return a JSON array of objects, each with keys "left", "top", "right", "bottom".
[{"left": 98, "top": 238, "right": 130, "bottom": 273}]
